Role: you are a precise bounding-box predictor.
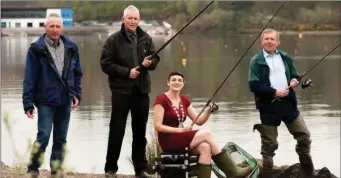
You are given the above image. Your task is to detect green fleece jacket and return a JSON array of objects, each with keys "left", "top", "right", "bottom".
[{"left": 248, "top": 49, "right": 300, "bottom": 111}]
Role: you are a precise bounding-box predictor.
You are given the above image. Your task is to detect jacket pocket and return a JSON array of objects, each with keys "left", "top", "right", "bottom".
[
  {"left": 256, "top": 99, "right": 275, "bottom": 113},
  {"left": 138, "top": 43, "right": 149, "bottom": 59},
  {"left": 35, "top": 87, "right": 61, "bottom": 104},
  {"left": 109, "top": 77, "right": 134, "bottom": 89}
]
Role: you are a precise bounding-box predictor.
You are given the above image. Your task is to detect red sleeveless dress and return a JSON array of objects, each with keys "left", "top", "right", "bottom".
[{"left": 154, "top": 93, "right": 198, "bottom": 152}]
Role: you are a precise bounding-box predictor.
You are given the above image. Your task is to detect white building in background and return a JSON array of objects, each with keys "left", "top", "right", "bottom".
[{"left": 1, "top": 7, "right": 74, "bottom": 28}]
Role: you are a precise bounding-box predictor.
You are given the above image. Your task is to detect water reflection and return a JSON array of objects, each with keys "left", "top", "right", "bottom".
[{"left": 1, "top": 34, "right": 340, "bottom": 177}]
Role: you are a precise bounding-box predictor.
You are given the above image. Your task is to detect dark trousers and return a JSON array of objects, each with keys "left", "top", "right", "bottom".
[
  {"left": 27, "top": 103, "right": 71, "bottom": 174},
  {"left": 105, "top": 87, "right": 150, "bottom": 174}
]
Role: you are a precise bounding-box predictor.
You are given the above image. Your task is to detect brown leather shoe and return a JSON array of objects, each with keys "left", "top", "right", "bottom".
[
  {"left": 135, "top": 171, "right": 154, "bottom": 178},
  {"left": 105, "top": 171, "right": 117, "bottom": 178},
  {"left": 27, "top": 170, "right": 39, "bottom": 178}
]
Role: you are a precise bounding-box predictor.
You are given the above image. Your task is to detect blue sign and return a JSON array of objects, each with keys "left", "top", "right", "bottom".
[{"left": 61, "top": 8, "right": 73, "bottom": 27}]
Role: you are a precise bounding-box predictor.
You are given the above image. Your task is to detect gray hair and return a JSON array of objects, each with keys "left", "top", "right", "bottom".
[
  {"left": 123, "top": 5, "right": 140, "bottom": 17},
  {"left": 45, "top": 13, "right": 63, "bottom": 25},
  {"left": 261, "top": 28, "right": 280, "bottom": 41}
]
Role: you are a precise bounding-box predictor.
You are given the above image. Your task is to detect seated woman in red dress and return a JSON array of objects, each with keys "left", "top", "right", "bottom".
[{"left": 153, "top": 72, "right": 252, "bottom": 178}]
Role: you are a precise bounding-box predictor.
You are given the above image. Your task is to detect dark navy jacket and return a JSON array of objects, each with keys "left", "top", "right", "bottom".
[
  {"left": 100, "top": 23, "right": 160, "bottom": 94},
  {"left": 22, "top": 34, "right": 83, "bottom": 112}
]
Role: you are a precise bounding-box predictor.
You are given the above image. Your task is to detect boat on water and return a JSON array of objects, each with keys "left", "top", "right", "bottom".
[{"left": 212, "top": 142, "right": 260, "bottom": 178}]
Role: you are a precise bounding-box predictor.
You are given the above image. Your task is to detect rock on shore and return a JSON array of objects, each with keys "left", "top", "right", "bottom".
[{"left": 1, "top": 161, "right": 339, "bottom": 178}]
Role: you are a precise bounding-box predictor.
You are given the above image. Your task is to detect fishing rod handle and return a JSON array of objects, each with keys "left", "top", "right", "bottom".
[
  {"left": 271, "top": 85, "right": 293, "bottom": 103},
  {"left": 135, "top": 55, "right": 153, "bottom": 70},
  {"left": 271, "top": 96, "right": 278, "bottom": 103}
]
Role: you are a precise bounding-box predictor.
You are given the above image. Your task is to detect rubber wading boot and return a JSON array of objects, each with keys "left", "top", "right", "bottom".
[
  {"left": 285, "top": 115, "right": 316, "bottom": 177},
  {"left": 195, "top": 163, "right": 212, "bottom": 178},
  {"left": 261, "top": 156, "right": 274, "bottom": 178},
  {"left": 299, "top": 153, "right": 317, "bottom": 177},
  {"left": 253, "top": 124, "right": 279, "bottom": 178},
  {"left": 212, "top": 151, "right": 253, "bottom": 178}
]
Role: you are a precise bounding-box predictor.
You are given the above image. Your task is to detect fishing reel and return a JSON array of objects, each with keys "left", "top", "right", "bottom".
[
  {"left": 209, "top": 102, "right": 219, "bottom": 113},
  {"left": 301, "top": 78, "right": 313, "bottom": 89}
]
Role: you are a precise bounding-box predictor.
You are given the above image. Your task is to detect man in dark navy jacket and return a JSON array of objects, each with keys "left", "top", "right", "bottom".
[
  {"left": 100, "top": 5, "right": 160, "bottom": 178},
  {"left": 22, "top": 13, "right": 83, "bottom": 178}
]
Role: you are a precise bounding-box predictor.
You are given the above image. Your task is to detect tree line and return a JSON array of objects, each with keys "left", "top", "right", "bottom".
[{"left": 2, "top": 1, "right": 340, "bottom": 32}]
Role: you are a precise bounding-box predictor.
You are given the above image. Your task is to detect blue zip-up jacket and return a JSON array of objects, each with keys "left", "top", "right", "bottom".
[{"left": 22, "top": 34, "right": 83, "bottom": 112}]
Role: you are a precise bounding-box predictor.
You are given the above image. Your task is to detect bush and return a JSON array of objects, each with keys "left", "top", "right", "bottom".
[
  {"left": 175, "top": 8, "right": 236, "bottom": 33},
  {"left": 296, "top": 6, "right": 338, "bottom": 30}
]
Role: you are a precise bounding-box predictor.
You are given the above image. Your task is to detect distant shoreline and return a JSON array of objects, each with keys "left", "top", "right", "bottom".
[
  {"left": 1, "top": 26, "right": 109, "bottom": 37},
  {"left": 2, "top": 26, "right": 341, "bottom": 37},
  {"left": 240, "top": 29, "right": 341, "bottom": 35}
]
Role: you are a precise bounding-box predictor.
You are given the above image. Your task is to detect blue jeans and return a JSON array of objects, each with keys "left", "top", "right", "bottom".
[{"left": 27, "top": 103, "right": 71, "bottom": 174}]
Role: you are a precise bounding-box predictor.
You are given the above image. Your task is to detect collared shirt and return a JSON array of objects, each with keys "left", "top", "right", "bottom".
[
  {"left": 126, "top": 30, "right": 137, "bottom": 38},
  {"left": 44, "top": 36, "right": 60, "bottom": 47},
  {"left": 263, "top": 49, "right": 288, "bottom": 89},
  {"left": 44, "top": 36, "right": 65, "bottom": 77},
  {"left": 125, "top": 28, "right": 137, "bottom": 37},
  {"left": 125, "top": 27, "right": 137, "bottom": 44}
]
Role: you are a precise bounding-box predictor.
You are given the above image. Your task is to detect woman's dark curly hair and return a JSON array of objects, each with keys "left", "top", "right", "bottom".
[{"left": 167, "top": 72, "right": 184, "bottom": 81}]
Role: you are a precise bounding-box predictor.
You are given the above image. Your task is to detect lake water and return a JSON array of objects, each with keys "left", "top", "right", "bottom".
[{"left": 1, "top": 33, "right": 340, "bottom": 177}]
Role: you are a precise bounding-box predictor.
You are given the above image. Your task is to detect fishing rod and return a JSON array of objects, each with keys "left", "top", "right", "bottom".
[
  {"left": 138, "top": 1, "right": 215, "bottom": 69},
  {"left": 271, "top": 42, "right": 341, "bottom": 103},
  {"left": 190, "top": 1, "right": 287, "bottom": 126}
]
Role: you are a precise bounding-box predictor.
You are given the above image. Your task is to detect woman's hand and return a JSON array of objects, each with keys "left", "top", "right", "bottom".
[{"left": 180, "top": 125, "right": 192, "bottom": 132}]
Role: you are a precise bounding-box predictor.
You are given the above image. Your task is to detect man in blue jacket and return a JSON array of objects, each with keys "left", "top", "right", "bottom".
[
  {"left": 248, "top": 29, "right": 315, "bottom": 178},
  {"left": 22, "top": 13, "right": 83, "bottom": 178}
]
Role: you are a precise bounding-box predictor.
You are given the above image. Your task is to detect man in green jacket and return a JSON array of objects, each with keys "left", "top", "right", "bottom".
[{"left": 248, "top": 29, "right": 315, "bottom": 177}]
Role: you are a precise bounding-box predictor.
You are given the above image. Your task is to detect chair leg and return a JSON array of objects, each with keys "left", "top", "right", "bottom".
[{"left": 154, "top": 147, "right": 199, "bottom": 178}]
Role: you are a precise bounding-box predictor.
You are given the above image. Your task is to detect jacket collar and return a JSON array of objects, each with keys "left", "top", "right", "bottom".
[
  {"left": 120, "top": 23, "right": 146, "bottom": 39},
  {"left": 263, "top": 49, "right": 279, "bottom": 58},
  {"left": 44, "top": 36, "right": 61, "bottom": 48},
  {"left": 31, "top": 33, "right": 78, "bottom": 51},
  {"left": 124, "top": 26, "right": 137, "bottom": 37},
  {"left": 256, "top": 49, "right": 288, "bottom": 65}
]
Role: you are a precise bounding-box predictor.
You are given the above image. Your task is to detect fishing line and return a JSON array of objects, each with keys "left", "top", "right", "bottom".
[
  {"left": 151, "top": 3, "right": 215, "bottom": 177},
  {"left": 138, "top": 1, "right": 215, "bottom": 70},
  {"left": 191, "top": 1, "right": 287, "bottom": 126},
  {"left": 271, "top": 42, "right": 341, "bottom": 103}
]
